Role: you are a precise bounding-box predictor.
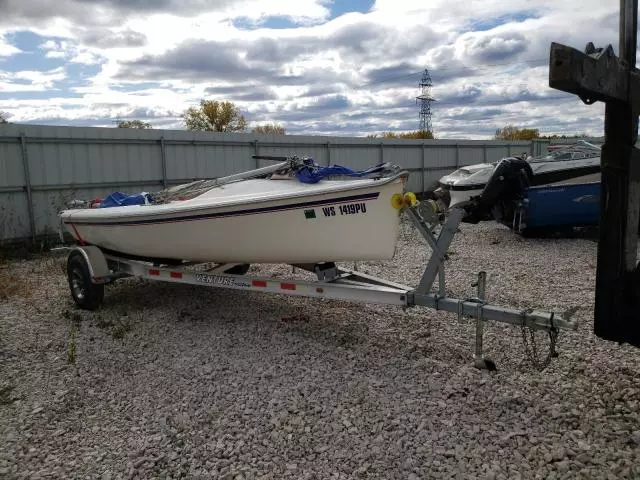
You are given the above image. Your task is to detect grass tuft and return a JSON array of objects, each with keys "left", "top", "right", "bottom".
[
  {"left": 111, "top": 320, "right": 131, "bottom": 340},
  {"left": 0, "top": 385, "right": 18, "bottom": 405}
]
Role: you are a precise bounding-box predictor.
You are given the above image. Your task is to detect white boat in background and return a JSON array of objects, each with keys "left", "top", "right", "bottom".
[
  {"left": 435, "top": 141, "right": 602, "bottom": 207},
  {"left": 59, "top": 157, "right": 409, "bottom": 264}
]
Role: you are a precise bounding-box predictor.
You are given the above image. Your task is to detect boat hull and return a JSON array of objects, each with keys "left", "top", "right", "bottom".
[
  {"left": 448, "top": 187, "right": 483, "bottom": 207},
  {"left": 60, "top": 177, "right": 407, "bottom": 264},
  {"left": 515, "top": 182, "right": 600, "bottom": 232}
]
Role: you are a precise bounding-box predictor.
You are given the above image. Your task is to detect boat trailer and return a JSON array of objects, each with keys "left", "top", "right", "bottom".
[{"left": 59, "top": 199, "right": 577, "bottom": 370}]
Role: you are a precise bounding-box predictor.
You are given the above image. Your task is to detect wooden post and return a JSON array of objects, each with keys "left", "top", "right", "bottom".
[
  {"left": 549, "top": 0, "right": 640, "bottom": 346},
  {"left": 595, "top": 0, "right": 640, "bottom": 345}
]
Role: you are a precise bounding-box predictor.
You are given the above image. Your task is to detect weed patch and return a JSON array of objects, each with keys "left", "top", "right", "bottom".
[
  {"left": 0, "top": 265, "right": 33, "bottom": 301},
  {"left": 95, "top": 315, "right": 113, "bottom": 330}
]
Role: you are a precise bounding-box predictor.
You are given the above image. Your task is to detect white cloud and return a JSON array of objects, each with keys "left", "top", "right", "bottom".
[
  {"left": 224, "top": 0, "right": 332, "bottom": 25},
  {"left": 45, "top": 51, "right": 67, "bottom": 59},
  {"left": 0, "top": 67, "right": 67, "bottom": 92},
  {"left": 0, "top": 0, "right": 621, "bottom": 138},
  {"left": 0, "top": 34, "right": 22, "bottom": 57},
  {"left": 39, "top": 39, "right": 104, "bottom": 65}
]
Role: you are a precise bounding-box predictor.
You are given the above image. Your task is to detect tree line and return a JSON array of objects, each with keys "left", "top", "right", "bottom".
[
  {"left": 116, "top": 100, "right": 286, "bottom": 134},
  {"left": 1, "top": 107, "right": 589, "bottom": 140},
  {"left": 101, "top": 112, "right": 597, "bottom": 141},
  {"left": 366, "top": 130, "right": 434, "bottom": 139},
  {"left": 494, "top": 125, "right": 590, "bottom": 140}
]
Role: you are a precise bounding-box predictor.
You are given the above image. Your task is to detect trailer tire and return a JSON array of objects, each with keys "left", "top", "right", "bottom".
[{"left": 67, "top": 253, "right": 104, "bottom": 310}]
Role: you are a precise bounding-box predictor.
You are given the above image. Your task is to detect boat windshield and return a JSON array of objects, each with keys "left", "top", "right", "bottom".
[
  {"left": 443, "top": 165, "right": 490, "bottom": 179},
  {"left": 529, "top": 141, "right": 601, "bottom": 163}
]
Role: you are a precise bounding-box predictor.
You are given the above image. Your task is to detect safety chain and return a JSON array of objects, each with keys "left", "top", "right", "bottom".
[{"left": 520, "top": 309, "right": 559, "bottom": 370}]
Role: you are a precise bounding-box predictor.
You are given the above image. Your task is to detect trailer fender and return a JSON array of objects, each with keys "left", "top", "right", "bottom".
[{"left": 68, "top": 245, "right": 110, "bottom": 283}]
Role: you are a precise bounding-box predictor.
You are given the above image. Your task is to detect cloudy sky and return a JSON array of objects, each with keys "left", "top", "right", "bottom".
[{"left": 0, "top": 0, "right": 622, "bottom": 138}]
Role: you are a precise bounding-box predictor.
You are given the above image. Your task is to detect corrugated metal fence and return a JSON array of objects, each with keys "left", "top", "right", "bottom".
[{"left": 0, "top": 123, "right": 594, "bottom": 244}]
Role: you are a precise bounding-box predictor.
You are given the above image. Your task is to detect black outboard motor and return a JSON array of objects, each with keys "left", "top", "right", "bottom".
[{"left": 458, "top": 156, "right": 533, "bottom": 224}]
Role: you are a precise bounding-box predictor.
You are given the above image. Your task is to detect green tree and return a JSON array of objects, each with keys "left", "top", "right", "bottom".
[
  {"left": 252, "top": 123, "right": 286, "bottom": 134},
  {"left": 183, "top": 100, "right": 247, "bottom": 132},
  {"left": 117, "top": 119, "right": 152, "bottom": 129},
  {"left": 0, "top": 112, "right": 10, "bottom": 124},
  {"left": 494, "top": 125, "right": 540, "bottom": 140}
]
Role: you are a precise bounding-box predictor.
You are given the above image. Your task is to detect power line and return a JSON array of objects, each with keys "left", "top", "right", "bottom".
[
  {"left": 358, "top": 71, "right": 424, "bottom": 88},
  {"left": 358, "top": 57, "right": 548, "bottom": 89}
]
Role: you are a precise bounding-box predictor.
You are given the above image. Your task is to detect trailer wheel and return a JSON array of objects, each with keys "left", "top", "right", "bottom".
[{"left": 67, "top": 253, "right": 104, "bottom": 310}]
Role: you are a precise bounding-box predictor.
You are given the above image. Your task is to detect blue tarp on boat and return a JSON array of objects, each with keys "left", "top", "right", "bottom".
[
  {"left": 294, "top": 159, "right": 395, "bottom": 184},
  {"left": 100, "top": 191, "right": 153, "bottom": 208}
]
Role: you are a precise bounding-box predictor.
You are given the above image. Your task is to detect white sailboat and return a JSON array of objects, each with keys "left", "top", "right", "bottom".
[{"left": 59, "top": 157, "right": 409, "bottom": 264}]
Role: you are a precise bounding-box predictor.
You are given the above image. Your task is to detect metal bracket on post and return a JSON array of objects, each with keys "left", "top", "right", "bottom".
[{"left": 549, "top": 41, "right": 640, "bottom": 110}]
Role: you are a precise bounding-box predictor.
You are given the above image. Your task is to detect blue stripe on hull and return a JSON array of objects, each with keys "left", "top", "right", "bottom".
[
  {"left": 524, "top": 183, "right": 600, "bottom": 228},
  {"left": 65, "top": 191, "right": 381, "bottom": 226}
]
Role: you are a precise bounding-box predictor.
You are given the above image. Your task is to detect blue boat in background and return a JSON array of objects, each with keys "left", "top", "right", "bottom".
[
  {"left": 456, "top": 151, "right": 603, "bottom": 236},
  {"left": 509, "top": 179, "right": 601, "bottom": 235}
]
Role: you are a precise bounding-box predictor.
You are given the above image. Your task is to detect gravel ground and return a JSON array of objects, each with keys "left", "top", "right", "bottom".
[{"left": 1, "top": 219, "right": 639, "bottom": 479}]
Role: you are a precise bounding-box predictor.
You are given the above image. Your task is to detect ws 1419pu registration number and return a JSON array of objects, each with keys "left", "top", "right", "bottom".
[{"left": 322, "top": 202, "right": 367, "bottom": 217}]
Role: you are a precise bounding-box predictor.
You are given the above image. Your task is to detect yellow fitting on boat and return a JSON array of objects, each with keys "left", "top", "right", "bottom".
[
  {"left": 403, "top": 192, "right": 418, "bottom": 207},
  {"left": 391, "top": 193, "right": 404, "bottom": 209}
]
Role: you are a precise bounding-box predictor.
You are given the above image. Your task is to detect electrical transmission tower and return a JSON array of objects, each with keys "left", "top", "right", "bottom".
[{"left": 416, "top": 69, "right": 435, "bottom": 134}]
